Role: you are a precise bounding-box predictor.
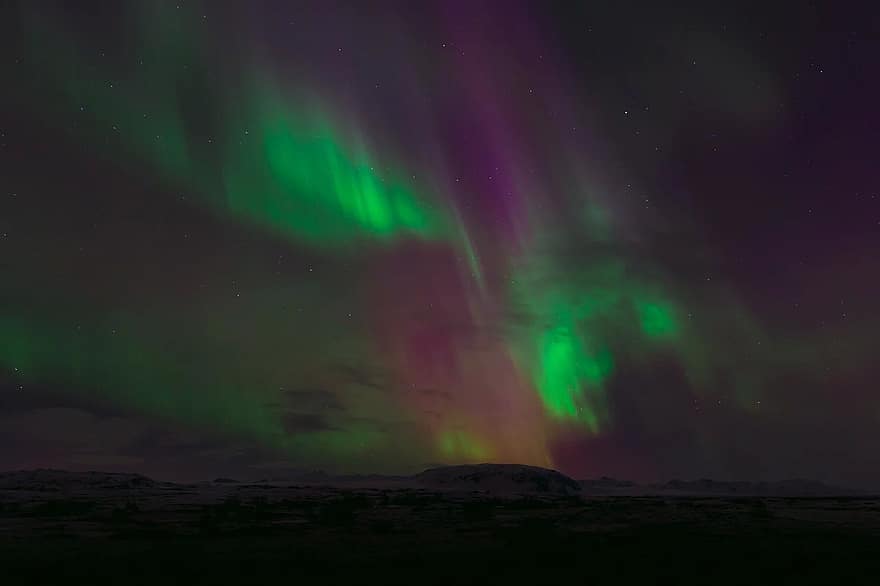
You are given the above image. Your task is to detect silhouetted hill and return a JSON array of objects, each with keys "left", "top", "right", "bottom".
[{"left": 415, "top": 464, "right": 582, "bottom": 495}]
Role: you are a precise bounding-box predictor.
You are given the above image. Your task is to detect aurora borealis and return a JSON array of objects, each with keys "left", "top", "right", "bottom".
[{"left": 1, "top": 1, "right": 879, "bottom": 486}]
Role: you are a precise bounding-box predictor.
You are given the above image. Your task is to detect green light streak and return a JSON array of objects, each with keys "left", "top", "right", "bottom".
[
  {"left": 20, "top": 2, "right": 450, "bottom": 250},
  {"left": 508, "top": 256, "right": 690, "bottom": 431},
  {"left": 221, "top": 82, "right": 446, "bottom": 246},
  {"left": 533, "top": 318, "right": 613, "bottom": 432}
]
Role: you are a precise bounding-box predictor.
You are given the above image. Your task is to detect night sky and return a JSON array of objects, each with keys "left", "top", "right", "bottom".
[{"left": 1, "top": 1, "right": 879, "bottom": 486}]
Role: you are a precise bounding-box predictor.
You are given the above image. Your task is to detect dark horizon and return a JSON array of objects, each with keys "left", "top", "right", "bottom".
[
  {"left": 3, "top": 462, "right": 877, "bottom": 499},
  {"left": 0, "top": 463, "right": 876, "bottom": 495}
]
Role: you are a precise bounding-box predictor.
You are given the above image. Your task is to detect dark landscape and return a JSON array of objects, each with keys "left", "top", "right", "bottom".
[{"left": 2, "top": 465, "right": 879, "bottom": 584}]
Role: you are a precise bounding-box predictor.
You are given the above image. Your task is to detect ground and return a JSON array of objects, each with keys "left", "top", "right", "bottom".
[{"left": 1, "top": 472, "right": 878, "bottom": 584}]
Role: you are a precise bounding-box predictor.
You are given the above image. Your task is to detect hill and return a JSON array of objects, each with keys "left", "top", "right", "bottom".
[{"left": 415, "top": 463, "right": 582, "bottom": 495}]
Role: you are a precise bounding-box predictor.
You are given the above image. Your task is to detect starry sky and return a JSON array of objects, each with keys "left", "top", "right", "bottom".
[{"left": 1, "top": 0, "right": 879, "bottom": 485}]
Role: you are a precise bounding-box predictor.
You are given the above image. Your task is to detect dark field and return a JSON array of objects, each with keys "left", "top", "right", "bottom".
[{"left": 1, "top": 473, "right": 879, "bottom": 584}]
